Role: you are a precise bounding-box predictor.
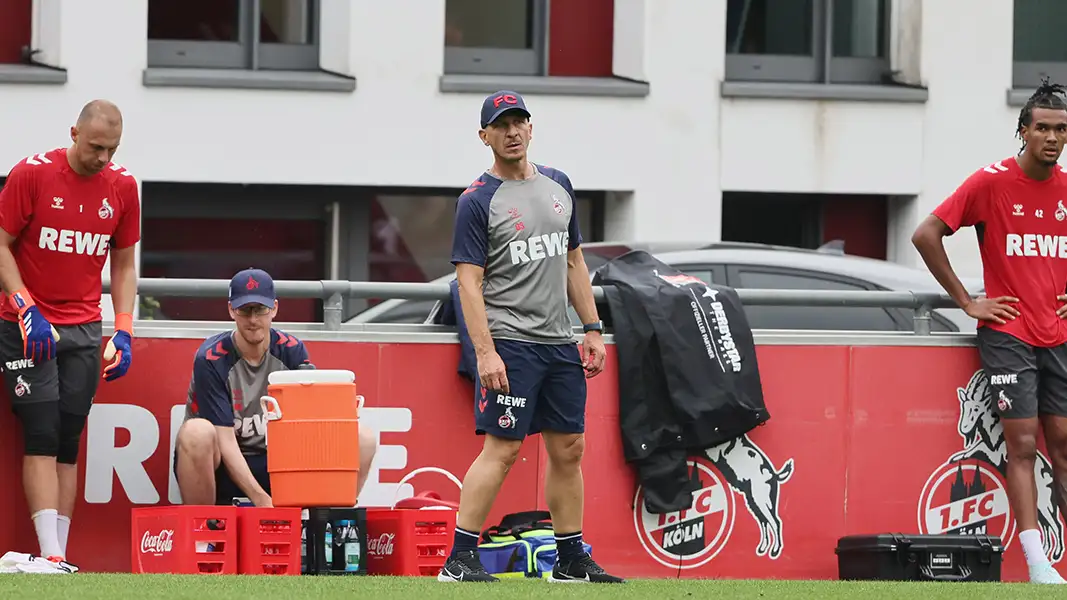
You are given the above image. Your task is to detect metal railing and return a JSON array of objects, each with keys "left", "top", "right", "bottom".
[{"left": 110, "top": 278, "right": 966, "bottom": 335}]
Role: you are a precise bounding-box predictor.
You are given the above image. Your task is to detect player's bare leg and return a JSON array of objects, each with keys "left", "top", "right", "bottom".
[
  {"left": 543, "top": 431, "right": 623, "bottom": 583},
  {"left": 24, "top": 457, "right": 59, "bottom": 521},
  {"left": 23, "top": 456, "right": 61, "bottom": 555},
  {"left": 356, "top": 426, "right": 378, "bottom": 499},
  {"left": 56, "top": 463, "right": 76, "bottom": 555},
  {"left": 1004, "top": 418, "right": 1065, "bottom": 583},
  {"left": 542, "top": 430, "right": 584, "bottom": 533},
  {"left": 1004, "top": 418, "right": 1042, "bottom": 531},
  {"left": 174, "top": 419, "right": 222, "bottom": 505},
  {"left": 457, "top": 435, "right": 520, "bottom": 531},
  {"left": 438, "top": 434, "right": 519, "bottom": 583}
]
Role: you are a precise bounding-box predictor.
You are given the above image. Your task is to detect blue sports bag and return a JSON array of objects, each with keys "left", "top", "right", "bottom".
[{"left": 476, "top": 511, "right": 593, "bottom": 578}]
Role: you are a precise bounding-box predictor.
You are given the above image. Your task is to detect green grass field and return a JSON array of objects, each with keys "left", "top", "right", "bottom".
[{"left": 0, "top": 574, "right": 1057, "bottom": 600}]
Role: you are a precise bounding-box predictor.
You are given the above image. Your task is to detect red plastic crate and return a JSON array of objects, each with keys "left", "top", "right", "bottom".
[
  {"left": 131, "top": 506, "right": 238, "bottom": 574},
  {"left": 237, "top": 507, "right": 302, "bottom": 575},
  {"left": 364, "top": 508, "right": 456, "bottom": 576}
]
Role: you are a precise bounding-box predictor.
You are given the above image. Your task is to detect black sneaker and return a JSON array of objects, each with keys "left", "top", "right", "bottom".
[
  {"left": 437, "top": 550, "right": 499, "bottom": 583},
  {"left": 549, "top": 553, "right": 625, "bottom": 583}
]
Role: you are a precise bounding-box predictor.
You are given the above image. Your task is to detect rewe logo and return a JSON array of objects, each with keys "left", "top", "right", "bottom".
[
  {"left": 83, "top": 402, "right": 420, "bottom": 509},
  {"left": 917, "top": 370, "right": 1065, "bottom": 563},
  {"left": 508, "top": 231, "right": 568, "bottom": 265},
  {"left": 496, "top": 394, "right": 527, "bottom": 408},
  {"left": 141, "top": 529, "right": 175, "bottom": 554},
  {"left": 38, "top": 227, "right": 110, "bottom": 256},
  {"left": 1005, "top": 233, "right": 1067, "bottom": 259},
  {"left": 235, "top": 414, "right": 266, "bottom": 438}
]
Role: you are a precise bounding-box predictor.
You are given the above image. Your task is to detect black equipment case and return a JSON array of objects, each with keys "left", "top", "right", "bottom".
[{"left": 835, "top": 534, "right": 1003, "bottom": 582}]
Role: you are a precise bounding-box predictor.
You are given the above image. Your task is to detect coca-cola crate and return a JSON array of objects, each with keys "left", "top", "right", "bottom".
[
  {"left": 237, "top": 507, "right": 302, "bottom": 575},
  {"left": 364, "top": 508, "right": 456, "bottom": 576},
  {"left": 131, "top": 506, "right": 239, "bottom": 574},
  {"left": 301, "top": 507, "right": 368, "bottom": 575}
]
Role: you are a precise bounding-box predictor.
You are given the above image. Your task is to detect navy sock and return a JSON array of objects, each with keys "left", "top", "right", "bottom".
[
  {"left": 555, "top": 531, "right": 585, "bottom": 561},
  {"left": 451, "top": 527, "right": 480, "bottom": 556}
]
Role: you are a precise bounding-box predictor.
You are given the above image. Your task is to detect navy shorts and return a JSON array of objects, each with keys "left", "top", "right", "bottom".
[
  {"left": 475, "top": 339, "right": 587, "bottom": 440},
  {"left": 174, "top": 450, "right": 271, "bottom": 505}
]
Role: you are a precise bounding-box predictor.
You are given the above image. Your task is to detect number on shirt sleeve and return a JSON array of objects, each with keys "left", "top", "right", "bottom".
[
  {"left": 111, "top": 171, "right": 141, "bottom": 249},
  {"left": 192, "top": 356, "right": 233, "bottom": 428},
  {"left": 451, "top": 191, "right": 490, "bottom": 267},
  {"left": 932, "top": 166, "right": 996, "bottom": 232},
  {"left": 0, "top": 161, "right": 37, "bottom": 239}
]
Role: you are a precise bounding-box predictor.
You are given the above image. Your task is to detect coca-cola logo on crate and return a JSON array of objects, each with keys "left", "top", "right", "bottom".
[
  {"left": 368, "top": 532, "right": 396, "bottom": 556},
  {"left": 141, "top": 529, "right": 175, "bottom": 555}
]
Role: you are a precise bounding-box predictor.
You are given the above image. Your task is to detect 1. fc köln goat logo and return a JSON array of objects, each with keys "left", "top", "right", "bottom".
[
  {"left": 917, "top": 370, "right": 1065, "bottom": 563},
  {"left": 633, "top": 436, "right": 794, "bottom": 569}
]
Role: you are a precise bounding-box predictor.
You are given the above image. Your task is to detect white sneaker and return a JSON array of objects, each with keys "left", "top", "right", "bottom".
[
  {"left": 1029, "top": 562, "right": 1067, "bottom": 584},
  {"left": 15, "top": 556, "right": 74, "bottom": 575}
]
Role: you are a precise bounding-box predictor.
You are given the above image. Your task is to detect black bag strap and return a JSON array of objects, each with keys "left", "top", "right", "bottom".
[{"left": 481, "top": 510, "right": 553, "bottom": 543}]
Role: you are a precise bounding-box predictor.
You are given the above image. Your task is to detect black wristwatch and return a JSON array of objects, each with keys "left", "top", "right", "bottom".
[{"left": 583, "top": 321, "right": 603, "bottom": 333}]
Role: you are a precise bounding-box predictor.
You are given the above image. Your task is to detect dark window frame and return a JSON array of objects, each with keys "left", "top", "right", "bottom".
[
  {"left": 1012, "top": 0, "right": 1067, "bottom": 89},
  {"left": 443, "top": 0, "right": 549, "bottom": 76},
  {"left": 147, "top": 0, "right": 320, "bottom": 71},
  {"left": 725, "top": 0, "right": 892, "bottom": 85}
]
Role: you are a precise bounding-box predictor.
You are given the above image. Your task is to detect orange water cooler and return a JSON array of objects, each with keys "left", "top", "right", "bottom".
[{"left": 259, "top": 369, "right": 363, "bottom": 508}]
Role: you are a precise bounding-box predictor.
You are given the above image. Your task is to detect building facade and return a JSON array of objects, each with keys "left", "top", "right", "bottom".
[{"left": 0, "top": 0, "right": 1061, "bottom": 320}]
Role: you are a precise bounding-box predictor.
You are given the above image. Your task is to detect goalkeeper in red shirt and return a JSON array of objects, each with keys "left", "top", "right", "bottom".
[{"left": 0, "top": 100, "right": 140, "bottom": 574}]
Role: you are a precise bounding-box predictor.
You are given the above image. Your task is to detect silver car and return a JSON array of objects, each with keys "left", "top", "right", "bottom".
[{"left": 347, "top": 241, "right": 984, "bottom": 333}]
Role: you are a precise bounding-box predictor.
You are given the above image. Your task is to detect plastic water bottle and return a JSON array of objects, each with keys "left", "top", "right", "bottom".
[
  {"left": 324, "top": 522, "right": 333, "bottom": 566},
  {"left": 343, "top": 520, "right": 361, "bottom": 572}
]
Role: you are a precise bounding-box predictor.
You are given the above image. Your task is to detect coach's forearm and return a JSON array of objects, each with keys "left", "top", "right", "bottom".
[
  {"left": 456, "top": 269, "right": 495, "bottom": 358},
  {"left": 567, "top": 252, "right": 599, "bottom": 325},
  {"left": 216, "top": 429, "right": 269, "bottom": 501},
  {"left": 0, "top": 244, "right": 26, "bottom": 297},
  {"left": 109, "top": 250, "right": 138, "bottom": 317}
]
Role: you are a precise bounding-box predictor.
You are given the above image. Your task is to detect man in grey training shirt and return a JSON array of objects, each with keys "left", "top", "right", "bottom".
[
  {"left": 438, "top": 91, "right": 622, "bottom": 584},
  {"left": 173, "top": 268, "right": 379, "bottom": 507}
]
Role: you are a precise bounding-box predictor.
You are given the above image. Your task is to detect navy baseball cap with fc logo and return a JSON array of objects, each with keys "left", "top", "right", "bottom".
[
  {"left": 229, "top": 268, "right": 276, "bottom": 309},
  {"left": 480, "top": 90, "right": 531, "bottom": 128}
]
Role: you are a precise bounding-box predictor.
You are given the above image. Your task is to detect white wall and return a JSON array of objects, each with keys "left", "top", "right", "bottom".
[
  {"left": 0, "top": 0, "right": 1041, "bottom": 281},
  {"left": 908, "top": 0, "right": 1021, "bottom": 278}
]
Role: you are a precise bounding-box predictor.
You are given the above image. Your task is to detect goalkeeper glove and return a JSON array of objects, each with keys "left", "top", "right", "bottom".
[
  {"left": 9, "top": 289, "right": 58, "bottom": 364},
  {"left": 103, "top": 312, "right": 133, "bottom": 382}
]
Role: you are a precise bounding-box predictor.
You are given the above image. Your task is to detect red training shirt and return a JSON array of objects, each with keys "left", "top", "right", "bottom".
[
  {"left": 0, "top": 148, "right": 141, "bottom": 325},
  {"left": 933, "top": 156, "right": 1067, "bottom": 347}
]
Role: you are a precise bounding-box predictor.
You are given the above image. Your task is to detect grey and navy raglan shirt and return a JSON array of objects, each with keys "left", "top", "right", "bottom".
[
  {"left": 450, "top": 164, "right": 583, "bottom": 345},
  {"left": 184, "top": 328, "right": 310, "bottom": 455}
]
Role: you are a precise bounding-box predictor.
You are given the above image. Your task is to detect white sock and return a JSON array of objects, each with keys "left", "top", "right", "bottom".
[
  {"left": 56, "top": 515, "right": 71, "bottom": 557},
  {"left": 31, "top": 509, "right": 63, "bottom": 559},
  {"left": 1019, "top": 529, "right": 1048, "bottom": 567}
]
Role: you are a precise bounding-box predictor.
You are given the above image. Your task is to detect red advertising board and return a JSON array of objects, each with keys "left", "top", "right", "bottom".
[{"left": 0, "top": 337, "right": 1056, "bottom": 582}]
